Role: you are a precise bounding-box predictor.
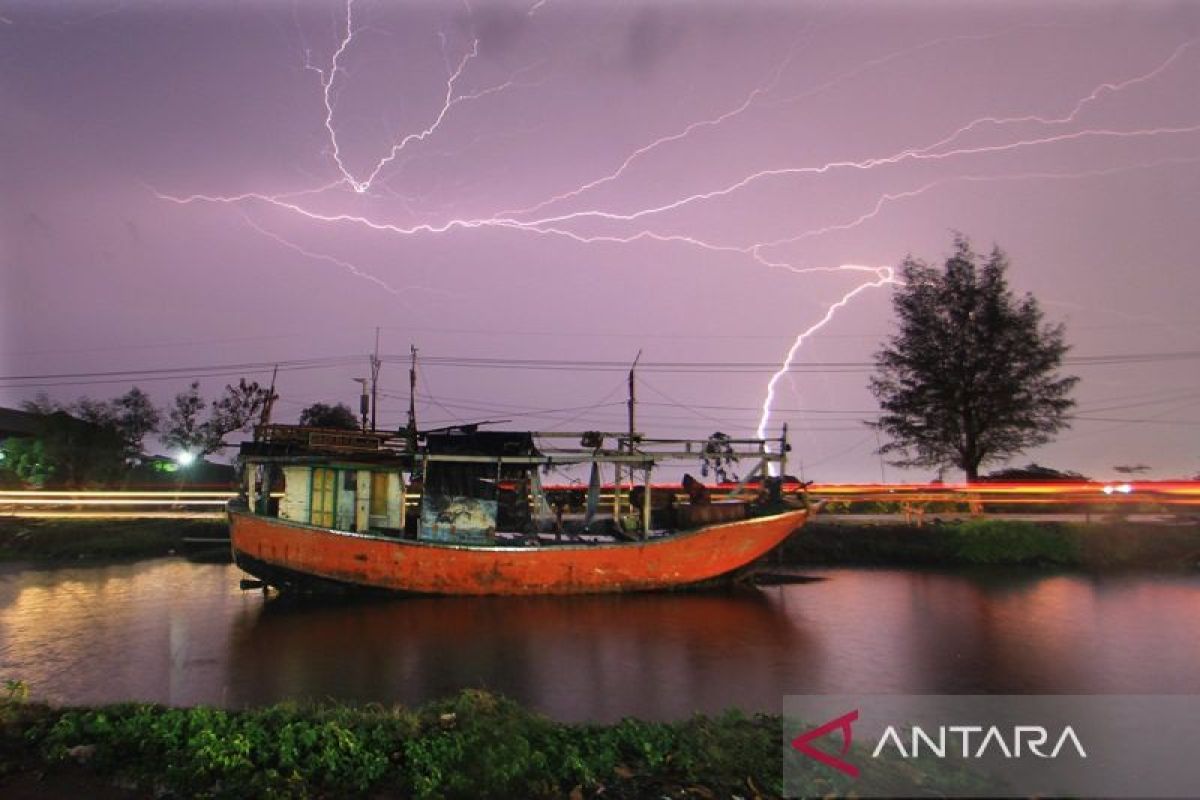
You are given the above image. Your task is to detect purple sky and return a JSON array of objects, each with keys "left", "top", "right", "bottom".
[{"left": 2, "top": 0, "right": 1199, "bottom": 481}]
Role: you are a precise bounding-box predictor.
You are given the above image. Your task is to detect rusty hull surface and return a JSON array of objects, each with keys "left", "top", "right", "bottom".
[{"left": 229, "top": 508, "right": 809, "bottom": 595}]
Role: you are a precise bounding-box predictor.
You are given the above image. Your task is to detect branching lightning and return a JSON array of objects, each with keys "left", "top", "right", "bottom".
[{"left": 153, "top": 6, "right": 1200, "bottom": 446}]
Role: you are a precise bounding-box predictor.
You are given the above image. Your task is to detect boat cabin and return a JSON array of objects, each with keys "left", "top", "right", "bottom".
[{"left": 238, "top": 423, "right": 798, "bottom": 546}]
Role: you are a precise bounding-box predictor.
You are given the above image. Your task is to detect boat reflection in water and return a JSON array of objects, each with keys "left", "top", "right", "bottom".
[{"left": 226, "top": 588, "right": 815, "bottom": 722}]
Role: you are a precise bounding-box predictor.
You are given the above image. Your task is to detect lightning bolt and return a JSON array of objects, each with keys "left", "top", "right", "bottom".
[
  {"left": 756, "top": 267, "right": 899, "bottom": 442},
  {"left": 153, "top": 14, "right": 1198, "bottom": 445},
  {"left": 911, "top": 39, "right": 1197, "bottom": 157},
  {"left": 305, "top": 0, "right": 532, "bottom": 196},
  {"left": 237, "top": 212, "right": 417, "bottom": 301}
]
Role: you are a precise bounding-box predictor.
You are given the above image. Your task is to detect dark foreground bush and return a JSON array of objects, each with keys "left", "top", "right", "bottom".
[{"left": 0, "top": 688, "right": 783, "bottom": 799}]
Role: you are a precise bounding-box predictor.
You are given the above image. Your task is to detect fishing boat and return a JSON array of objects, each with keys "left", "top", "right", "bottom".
[{"left": 229, "top": 423, "right": 813, "bottom": 596}]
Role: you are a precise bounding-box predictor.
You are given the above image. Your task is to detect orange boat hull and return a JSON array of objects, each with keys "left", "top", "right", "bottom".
[{"left": 229, "top": 508, "right": 809, "bottom": 596}]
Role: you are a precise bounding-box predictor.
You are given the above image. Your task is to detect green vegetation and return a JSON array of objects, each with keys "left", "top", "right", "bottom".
[
  {"left": 783, "top": 519, "right": 1200, "bottom": 569},
  {"left": 0, "top": 518, "right": 225, "bottom": 561},
  {"left": 0, "top": 689, "right": 789, "bottom": 799}
]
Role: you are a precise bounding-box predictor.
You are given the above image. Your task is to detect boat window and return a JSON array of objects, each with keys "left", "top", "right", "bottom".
[{"left": 343, "top": 470, "right": 357, "bottom": 491}]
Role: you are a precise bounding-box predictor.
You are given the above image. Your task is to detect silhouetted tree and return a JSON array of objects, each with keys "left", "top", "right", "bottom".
[
  {"left": 112, "top": 386, "right": 160, "bottom": 462},
  {"left": 298, "top": 402, "right": 360, "bottom": 430},
  {"left": 208, "top": 378, "right": 276, "bottom": 447},
  {"left": 869, "top": 235, "right": 1078, "bottom": 481},
  {"left": 162, "top": 379, "right": 275, "bottom": 457},
  {"left": 12, "top": 395, "right": 124, "bottom": 487},
  {"left": 162, "top": 382, "right": 208, "bottom": 455}
]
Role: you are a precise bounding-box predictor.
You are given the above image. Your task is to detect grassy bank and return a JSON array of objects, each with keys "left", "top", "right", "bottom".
[
  {"left": 0, "top": 688, "right": 785, "bottom": 799},
  {"left": 0, "top": 519, "right": 227, "bottom": 562},
  {"left": 781, "top": 518, "right": 1200, "bottom": 569}
]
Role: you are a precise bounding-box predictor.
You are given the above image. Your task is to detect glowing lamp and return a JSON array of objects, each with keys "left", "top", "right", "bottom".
[{"left": 175, "top": 451, "right": 196, "bottom": 467}]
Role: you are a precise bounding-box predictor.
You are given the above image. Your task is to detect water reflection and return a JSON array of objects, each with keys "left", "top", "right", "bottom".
[
  {"left": 227, "top": 590, "right": 813, "bottom": 721},
  {"left": 2, "top": 560, "right": 1199, "bottom": 722}
]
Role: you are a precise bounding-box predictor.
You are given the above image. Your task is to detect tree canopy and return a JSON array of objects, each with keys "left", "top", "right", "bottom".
[
  {"left": 298, "top": 402, "right": 360, "bottom": 430},
  {"left": 2, "top": 389, "right": 159, "bottom": 487},
  {"left": 869, "top": 236, "right": 1078, "bottom": 481},
  {"left": 162, "top": 379, "right": 276, "bottom": 457}
]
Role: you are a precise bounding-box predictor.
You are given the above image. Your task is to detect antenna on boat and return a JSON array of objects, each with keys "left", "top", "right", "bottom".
[{"left": 615, "top": 350, "right": 642, "bottom": 524}]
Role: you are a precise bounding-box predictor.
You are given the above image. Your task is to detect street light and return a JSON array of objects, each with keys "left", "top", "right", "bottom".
[{"left": 353, "top": 377, "right": 370, "bottom": 431}]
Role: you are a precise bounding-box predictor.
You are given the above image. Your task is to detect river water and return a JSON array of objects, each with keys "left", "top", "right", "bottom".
[{"left": 2, "top": 559, "right": 1198, "bottom": 722}]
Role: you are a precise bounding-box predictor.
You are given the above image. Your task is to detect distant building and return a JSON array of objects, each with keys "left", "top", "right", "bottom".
[{"left": 0, "top": 406, "right": 43, "bottom": 441}]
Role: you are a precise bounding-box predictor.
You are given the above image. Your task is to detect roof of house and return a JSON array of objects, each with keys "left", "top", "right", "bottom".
[{"left": 0, "top": 406, "right": 45, "bottom": 438}]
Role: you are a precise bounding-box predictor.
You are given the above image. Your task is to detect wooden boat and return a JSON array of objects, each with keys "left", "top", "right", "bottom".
[{"left": 230, "top": 424, "right": 813, "bottom": 596}]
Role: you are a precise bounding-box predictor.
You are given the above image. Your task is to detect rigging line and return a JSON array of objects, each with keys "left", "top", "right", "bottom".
[
  {"left": 540, "top": 376, "right": 630, "bottom": 433},
  {"left": 634, "top": 376, "right": 726, "bottom": 427},
  {"left": 801, "top": 433, "right": 878, "bottom": 469},
  {"left": 416, "top": 371, "right": 464, "bottom": 427},
  {"left": 412, "top": 398, "right": 627, "bottom": 422},
  {"left": 382, "top": 389, "right": 627, "bottom": 418}
]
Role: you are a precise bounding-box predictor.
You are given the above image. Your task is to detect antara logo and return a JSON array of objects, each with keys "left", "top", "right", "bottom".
[
  {"left": 790, "top": 710, "right": 860, "bottom": 778},
  {"left": 791, "top": 711, "right": 1088, "bottom": 779},
  {"left": 871, "top": 724, "right": 1087, "bottom": 759}
]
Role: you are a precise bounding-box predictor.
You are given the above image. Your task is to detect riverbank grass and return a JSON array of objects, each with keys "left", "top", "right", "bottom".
[
  {"left": 1, "top": 688, "right": 789, "bottom": 798},
  {"left": 784, "top": 518, "right": 1200, "bottom": 569},
  {"left": 0, "top": 518, "right": 226, "bottom": 561}
]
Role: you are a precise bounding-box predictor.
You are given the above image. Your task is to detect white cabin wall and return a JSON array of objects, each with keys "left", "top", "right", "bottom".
[{"left": 279, "top": 466, "right": 312, "bottom": 522}]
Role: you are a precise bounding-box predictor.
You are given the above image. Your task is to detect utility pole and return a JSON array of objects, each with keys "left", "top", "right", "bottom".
[
  {"left": 406, "top": 345, "right": 418, "bottom": 451},
  {"left": 259, "top": 364, "right": 279, "bottom": 428},
  {"left": 627, "top": 350, "right": 641, "bottom": 449},
  {"left": 369, "top": 327, "right": 382, "bottom": 432}
]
